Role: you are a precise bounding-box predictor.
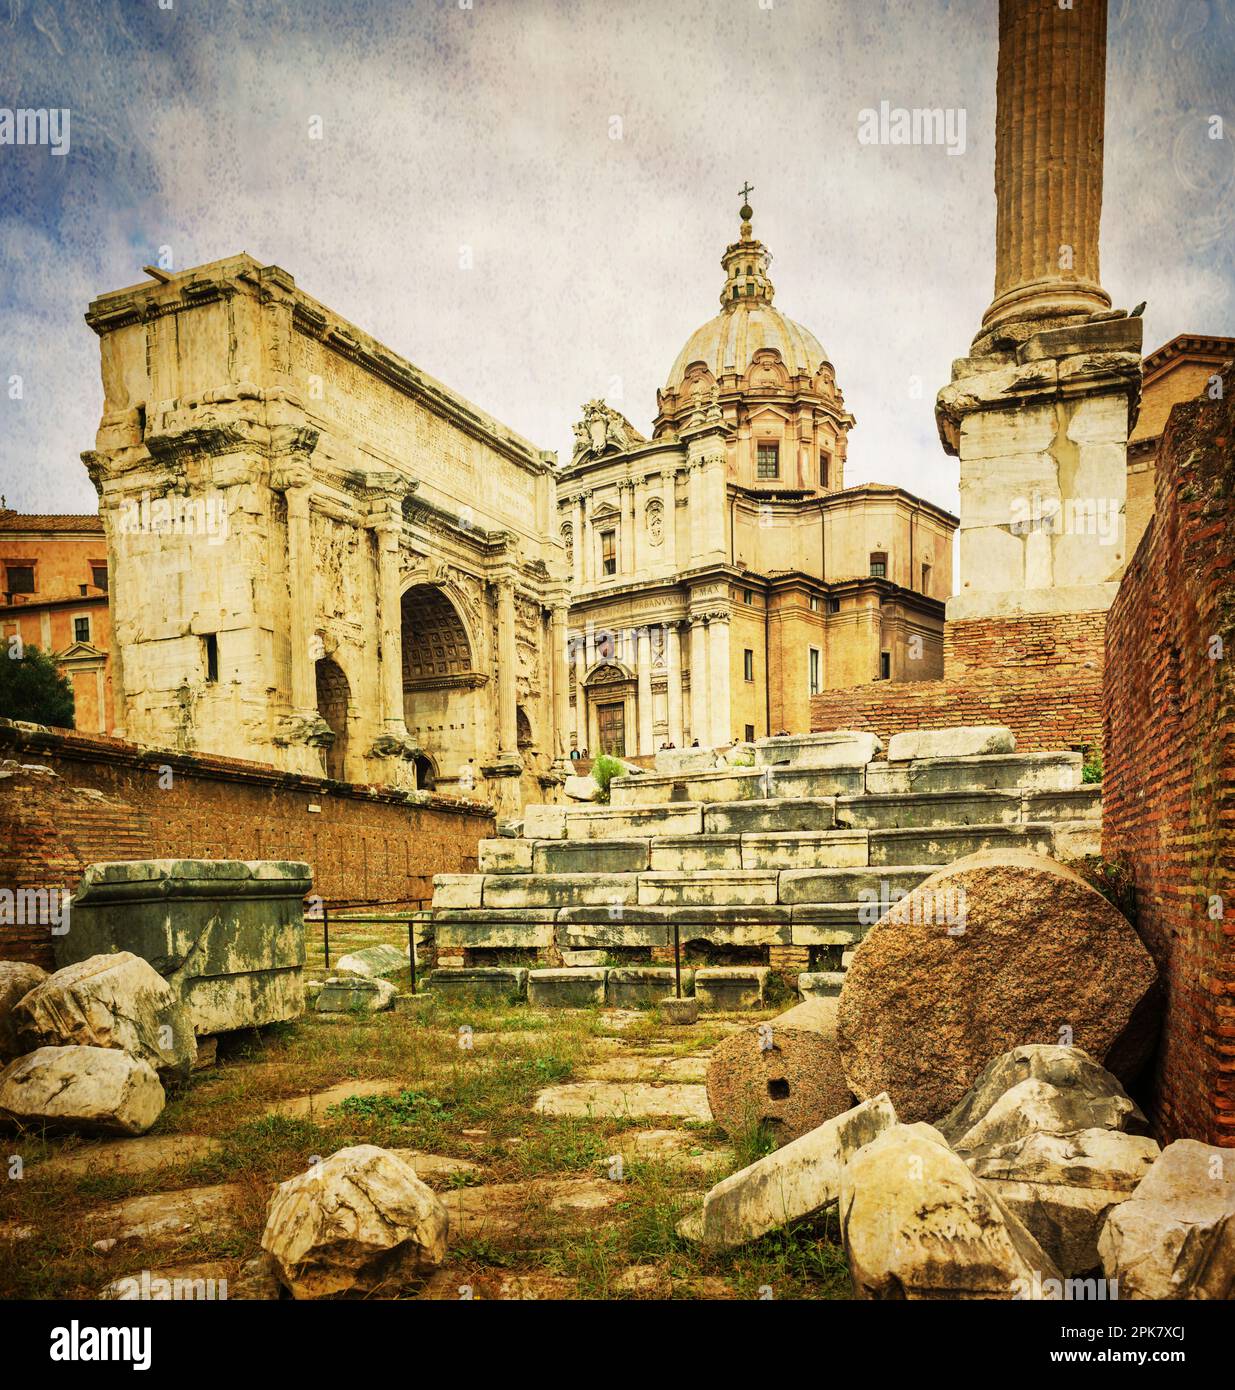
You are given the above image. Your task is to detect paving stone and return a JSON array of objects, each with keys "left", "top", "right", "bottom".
[
  {"left": 580, "top": 1055, "right": 709, "bottom": 1083},
  {"left": 266, "top": 1079, "right": 404, "bottom": 1118},
  {"left": 84, "top": 1183, "right": 247, "bottom": 1243},
  {"left": 441, "top": 1175, "right": 626, "bottom": 1238},
  {"left": 533, "top": 1081, "right": 712, "bottom": 1120},
  {"left": 99, "top": 1259, "right": 237, "bottom": 1301},
  {"left": 32, "top": 1134, "right": 225, "bottom": 1181}
]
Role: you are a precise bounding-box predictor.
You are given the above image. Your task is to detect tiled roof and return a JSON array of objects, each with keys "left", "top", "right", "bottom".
[{"left": 0, "top": 511, "right": 104, "bottom": 534}]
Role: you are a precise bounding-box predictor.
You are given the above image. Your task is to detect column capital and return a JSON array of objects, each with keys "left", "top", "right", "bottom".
[{"left": 270, "top": 459, "right": 313, "bottom": 493}]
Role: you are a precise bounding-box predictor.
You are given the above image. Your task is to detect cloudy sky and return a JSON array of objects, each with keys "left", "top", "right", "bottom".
[{"left": 1, "top": 0, "right": 1232, "bottom": 518}]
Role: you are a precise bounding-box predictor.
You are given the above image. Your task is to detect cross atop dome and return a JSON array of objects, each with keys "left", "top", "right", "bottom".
[
  {"left": 738, "top": 181, "right": 754, "bottom": 239},
  {"left": 721, "top": 187, "right": 773, "bottom": 309}
]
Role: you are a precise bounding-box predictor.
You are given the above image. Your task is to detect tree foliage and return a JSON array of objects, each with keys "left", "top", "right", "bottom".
[{"left": 0, "top": 643, "right": 75, "bottom": 727}]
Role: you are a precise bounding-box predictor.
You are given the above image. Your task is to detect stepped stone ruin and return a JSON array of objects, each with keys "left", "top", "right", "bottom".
[{"left": 419, "top": 726, "right": 1101, "bottom": 1000}]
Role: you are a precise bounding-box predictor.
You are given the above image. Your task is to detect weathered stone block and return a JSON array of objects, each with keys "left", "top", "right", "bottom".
[
  {"left": 607, "top": 967, "right": 693, "bottom": 1008},
  {"left": 694, "top": 967, "right": 769, "bottom": 1011},
  {"left": 523, "top": 805, "right": 567, "bottom": 840},
  {"left": 835, "top": 790, "right": 1023, "bottom": 830},
  {"left": 797, "top": 971, "right": 844, "bottom": 999},
  {"left": 659, "top": 997, "right": 699, "bottom": 1026},
  {"left": 868, "top": 822, "right": 1055, "bottom": 865},
  {"left": 565, "top": 804, "right": 703, "bottom": 839},
  {"left": 433, "top": 874, "right": 485, "bottom": 909},
  {"left": 334, "top": 945, "right": 410, "bottom": 981},
  {"left": 483, "top": 873, "right": 637, "bottom": 909},
  {"left": 527, "top": 968, "right": 607, "bottom": 1008},
  {"left": 789, "top": 906, "right": 868, "bottom": 947},
  {"left": 740, "top": 830, "right": 868, "bottom": 870},
  {"left": 531, "top": 839, "right": 649, "bottom": 875},
  {"left": 765, "top": 766, "right": 865, "bottom": 799},
  {"left": 316, "top": 977, "right": 396, "bottom": 1013},
  {"left": 436, "top": 918, "right": 556, "bottom": 950},
  {"left": 649, "top": 835, "right": 742, "bottom": 872},
  {"left": 58, "top": 859, "right": 309, "bottom": 1037},
  {"left": 778, "top": 866, "right": 933, "bottom": 905},
  {"left": 756, "top": 731, "right": 881, "bottom": 768},
  {"left": 887, "top": 726, "right": 1016, "bottom": 762},
  {"left": 638, "top": 872, "right": 778, "bottom": 907},
  {"left": 864, "top": 751, "right": 1082, "bottom": 796},
  {"left": 704, "top": 798, "right": 836, "bottom": 835},
  {"left": 478, "top": 838, "right": 533, "bottom": 873},
  {"left": 0, "top": 961, "right": 46, "bottom": 1062},
  {"left": 426, "top": 967, "right": 528, "bottom": 1001},
  {"left": 556, "top": 920, "right": 671, "bottom": 950}
]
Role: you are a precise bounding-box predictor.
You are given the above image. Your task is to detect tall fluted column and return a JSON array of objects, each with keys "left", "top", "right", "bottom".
[
  {"left": 981, "top": 0, "right": 1110, "bottom": 333},
  {"left": 636, "top": 626, "right": 653, "bottom": 755},
  {"left": 496, "top": 575, "right": 519, "bottom": 761},
  {"left": 661, "top": 469, "right": 677, "bottom": 571},
  {"left": 551, "top": 604, "right": 570, "bottom": 759},
  {"left": 689, "top": 615, "right": 709, "bottom": 745},
  {"left": 708, "top": 612, "right": 731, "bottom": 747},
  {"left": 666, "top": 622, "right": 684, "bottom": 746},
  {"left": 571, "top": 495, "right": 585, "bottom": 589}
]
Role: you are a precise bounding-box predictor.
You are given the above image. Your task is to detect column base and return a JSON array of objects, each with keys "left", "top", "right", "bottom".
[
  {"left": 368, "top": 728, "right": 422, "bottom": 761},
  {"left": 481, "top": 754, "right": 524, "bottom": 778}
]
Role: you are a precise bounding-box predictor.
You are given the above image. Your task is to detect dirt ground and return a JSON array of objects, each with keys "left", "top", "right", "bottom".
[{"left": 0, "top": 991, "right": 851, "bottom": 1301}]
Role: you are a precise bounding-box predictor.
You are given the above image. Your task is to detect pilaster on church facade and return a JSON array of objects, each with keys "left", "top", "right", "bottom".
[{"left": 83, "top": 253, "right": 566, "bottom": 810}]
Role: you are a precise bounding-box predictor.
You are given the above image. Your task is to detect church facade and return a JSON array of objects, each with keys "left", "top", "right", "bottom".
[
  {"left": 556, "top": 205, "right": 957, "bottom": 756},
  {"left": 82, "top": 255, "right": 568, "bottom": 816}
]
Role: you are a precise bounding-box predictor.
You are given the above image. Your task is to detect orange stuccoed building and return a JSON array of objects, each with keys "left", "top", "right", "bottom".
[{"left": 0, "top": 507, "right": 113, "bottom": 732}]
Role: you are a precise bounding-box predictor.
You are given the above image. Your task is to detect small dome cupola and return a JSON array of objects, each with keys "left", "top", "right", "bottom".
[{"left": 720, "top": 186, "right": 775, "bottom": 309}]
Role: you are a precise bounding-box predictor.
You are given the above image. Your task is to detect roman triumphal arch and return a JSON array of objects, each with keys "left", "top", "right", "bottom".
[{"left": 82, "top": 254, "right": 572, "bottom": 813}]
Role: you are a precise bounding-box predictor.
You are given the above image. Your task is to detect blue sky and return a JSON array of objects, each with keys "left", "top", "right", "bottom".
[{"left": 1, "top": 0, "right": 1232, "bottom": 516}]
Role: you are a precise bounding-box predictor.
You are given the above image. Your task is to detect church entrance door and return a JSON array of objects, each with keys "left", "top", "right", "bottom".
[{"left": 597, "top": 701, "right": 626, "bottom": 757}]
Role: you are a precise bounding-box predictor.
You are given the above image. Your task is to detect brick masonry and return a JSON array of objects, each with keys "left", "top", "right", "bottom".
[
  {"left": 1103, "top": 368, "right": 1235, "bottom": 1148},
  {"left": 810, "top": 610, "right": 1106, "bottom": 754},
  {"left": 0, "top": 720, "right": 493, "bottom": 970}
]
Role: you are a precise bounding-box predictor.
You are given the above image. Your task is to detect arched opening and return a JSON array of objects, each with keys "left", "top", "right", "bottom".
[
  {"left": 400, "top": 584, "right": 478, "bottom": 794},
  {"left": 314, "top": 657, "right": 350, "bottom": 780},
  {"left": 516, "top": 705, "right": 533, "bottom": 752}
]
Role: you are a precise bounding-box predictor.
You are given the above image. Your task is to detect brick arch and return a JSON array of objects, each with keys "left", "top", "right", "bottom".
[{"left": 400, "top": 584, "right": 473, "bottom": 680}]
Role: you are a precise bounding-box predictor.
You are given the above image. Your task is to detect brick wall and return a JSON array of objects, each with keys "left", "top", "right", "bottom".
[
  {"left": 1102, "top": 370, "right": 1235, "bottom": 1147},
  {"left": 0, "top": 720, "right": 493, "bottom": 970},
  {"left": 810, "top": 611, "right": 1106, "bottom": 753}
]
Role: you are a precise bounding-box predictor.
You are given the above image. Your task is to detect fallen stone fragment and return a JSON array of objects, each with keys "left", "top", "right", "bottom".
[
  {"left": 686, "top": 1096, "right": 897, "bottom": 1249},
  {"left": 970, "top": 1127, "right": 1160, "bottom": 1276},
  {"left": 1098, "top": 1139, "right": 1235, "bottom": 1299},
  {"left": 262, "top": 1145, "right": 448, "bottom": 1299},
  {"left": 14, "top": 952, "right": 196, "bottom": 1083},
  {"left": 838, "top": 852, "right": 1160, "bottom": 1122},
  {"left": 314, "top": 976, "right": 397, "bottom": 1013},
  {"left": 0, "top": 961, "right": 47, "bottom": 1061},
  {"left": 936, "top": 1044, "right": 1149, "bottom": 1151},
  {"left": 840, "top": 1123, "right": 1064, "bottom": 1299},
  {"left": 659, "top": 996, "right": 699, "bottom": 1026},
  {"left": 332, "top": 945, "right": 410, "bottom": 980},
  {"left": 0, "top": 1045, "right": 165, "bottom": 1136}
]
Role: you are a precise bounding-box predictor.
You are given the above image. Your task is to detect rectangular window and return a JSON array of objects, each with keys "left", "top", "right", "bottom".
[
  {"left": 601, "top": 530, "right": 617, "bottom": 576},
  {"left": 828, "top": 597, "right": 841, "bottom": 614},
  {"left": 869, "top": 552, "right": 887, "bottom": 579},
  {"left": 4, "top": 564, "right": 34, "bottom": 595},
  {"left": 203, "top": 633, "right": 219, "bottom": 683},
  {"left": 744, "top": 723, "right": 755, "bottom": 743},
  {"left": 809, "top": 647, "right": 822, "bottom": 696},
  {"left": 756, "top": 442, "right": 779, "bottom": 480},
  {"left": 880, "top": 651, "right": 891, "bottom": 681},
  {"left": 73, "top": 616, "right": 90, "bottom": 643},
  {"left": 744, "top": 648, "right": 754, "bottom": 682},
  {"left": 809, "top": 595, "right": 820, "bottom": 613},
  {"left": 921, "top": 562, "right": 932, "bottom": 592},
  {"left": 743, "top": 589, "right": 753, "bottom": 605},
  {"left": 91, "top": 564, "right": 108, "bottom": 592},
  {"left": 820, "top": 451, "right": 831, "bottom": 488}
]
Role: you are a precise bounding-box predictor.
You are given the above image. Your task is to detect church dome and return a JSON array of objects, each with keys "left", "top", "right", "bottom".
[
  {"left": 664, "top": 202, "right": 831, "bottom": 391},
  {"left": 665, "top": 302, "right": 830, "bottom": 390}
]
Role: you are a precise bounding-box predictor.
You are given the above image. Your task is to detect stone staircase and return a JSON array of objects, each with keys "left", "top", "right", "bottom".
[{"left": 420, "top": 728, "right": 1100, "bottom": 1004}]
